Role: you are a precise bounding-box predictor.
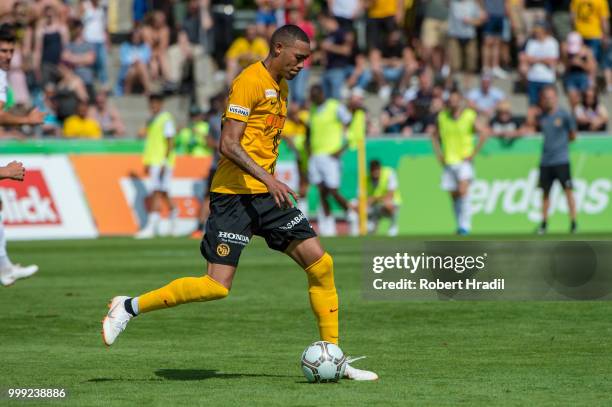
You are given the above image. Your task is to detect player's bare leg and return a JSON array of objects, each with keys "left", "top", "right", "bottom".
[
  {"left": 286, "top": 237, "right": 325, "bottom": 268},
  {"left": 296, "top": 173, "right": 309, "bottom": 218},
  {"left": 285, "top": 238, "right": 378, "bottom": 381},
  {"left": 190, "top": 195, "right": 211, "bottom": 239},
  {"left": 102, "top": 262, "right": 233, "bottom": 346},
  {"left": 381, "top": 198, "right": 399, "bottom": 237},
  {"left": 206, "top": 262, "right": 237, "bottom": 289},
  {"left": 564, "top": 188, "right": 577, "bottom": 233},
  {"left": 160, "top": 191, "right": 178, "bottom": 236},
  {"left": 136, "top": 191, "right": 163, "bottom": 238},
  {"left": 452, "top": 180, "right": 471, "bottom": 235},
  {"left": 538, "top": 191, "right": 551, "bottom": 235},
  {"left": 317, "top": 184, "right": 334, "bottom": 236},
  {"left": 328, "top": 188, "right": 350, "bottom": 212},
  {"left": 328, "top": 188, "right": 358, "bottom": 236}
]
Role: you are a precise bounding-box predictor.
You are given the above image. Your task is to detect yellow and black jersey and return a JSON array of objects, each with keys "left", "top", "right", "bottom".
[{"left": 211, "top": 61, "right": 288, "bottom": 194}]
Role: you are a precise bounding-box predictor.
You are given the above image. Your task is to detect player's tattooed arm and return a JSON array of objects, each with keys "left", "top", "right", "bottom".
[
  {"left": 220, "top": 119, "right": 298, "bottom": 208},
  {"left": 219, "top": 119, "right": 274, "bottom": 182}
]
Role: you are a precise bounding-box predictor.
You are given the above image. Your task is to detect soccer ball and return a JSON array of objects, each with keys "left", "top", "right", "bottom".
[{"left": 300, "top": 341, "right": 347, "bottom": 383}]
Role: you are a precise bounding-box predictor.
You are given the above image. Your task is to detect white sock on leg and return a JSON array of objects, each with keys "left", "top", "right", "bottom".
[
  {"left": 458, "top": 196, "right": 471, "bottom": 231},
  {"left": 146, "top": 212, "right": 161, "bottom": 232},
  {"left": 388, "top": 210, "right": 399, "bottom": 236},
  {"left": 347, "top": 209, "right": 359, "bottom": 236},
  {"left": 326, "top": 213, "right": 337, "bottom": 236},
  {"left": 453, "top": 198, "right": 462, "bottom": 230},
  {"left": 317, "top": 207, "right": 327, "bottom": 235}
]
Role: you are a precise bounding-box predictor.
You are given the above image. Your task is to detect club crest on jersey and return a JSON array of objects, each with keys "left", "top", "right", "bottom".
[
  {"left": 228, "top": 104, "right": 250, "bottom": 117},
  {"left": 265, "top": 89, "right": 277, "bottom": 98},
  {"left": 217, "top": 243, "right": 231, "bottom": 257}
]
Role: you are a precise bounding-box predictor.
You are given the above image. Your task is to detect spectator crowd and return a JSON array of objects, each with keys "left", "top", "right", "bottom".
[{"left": 0, "top": 0, "right": 611, "bottom": 140}]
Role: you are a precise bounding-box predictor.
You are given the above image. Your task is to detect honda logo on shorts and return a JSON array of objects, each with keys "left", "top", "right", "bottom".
[{"left": 218, "top": 231, "right": 250, "bottom": 243}]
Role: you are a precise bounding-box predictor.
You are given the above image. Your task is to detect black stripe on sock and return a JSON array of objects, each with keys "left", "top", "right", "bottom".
[{"left": 124, "top": 298, "right": 137, "bottom": 316}]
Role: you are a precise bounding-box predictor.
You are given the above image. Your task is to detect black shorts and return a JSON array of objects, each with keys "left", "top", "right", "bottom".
[
  {"left": 200, "top": 193, "right": 317, "bottom": 267},
  {"left": 366, "top": 17, "right": 397, "bottom": 51},
  {"left": 539, "top": 163, "right": 573, "bottom": 193}
]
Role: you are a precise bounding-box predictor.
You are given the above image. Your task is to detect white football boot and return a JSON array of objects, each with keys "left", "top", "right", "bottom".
[
  {"left": 0, "top": 264, "right": 39, "bottom": 286},
  {"left": 102, "top": 296, "right": 132, "bottom": 346},
  {"left": 135, "top": 214, "right": 159, "bottom": 239},
  {"left": 344, "top": 356, "right": 379, "bottom": 381},
  {"left": 134, "top": 227, "right": 155, "bottom": 239}
]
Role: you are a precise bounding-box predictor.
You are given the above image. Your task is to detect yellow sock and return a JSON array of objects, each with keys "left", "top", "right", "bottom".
[
  {"left": 305, "top": 252, "right": 339, "bottom": 344},
  {"left": 138, "top": 275, "right": 228, "bottom": 314}
]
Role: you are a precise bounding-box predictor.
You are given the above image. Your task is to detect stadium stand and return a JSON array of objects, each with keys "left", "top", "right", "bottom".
[{"left": 0, "top": 0, "right": 611, "bottom": 138}]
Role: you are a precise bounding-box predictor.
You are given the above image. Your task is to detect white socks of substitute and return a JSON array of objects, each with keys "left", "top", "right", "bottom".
[
  {"left": 388, "top": 211, "right": 399, "bottom": 236},
  {"left": 454, "top": 196, "right": 471, "bottom": 232},
  {"left": 317, "top": 207, "right": 337, "bottom": 237},
  {"left": 347, "top": 209, "right": 359, "bottom": 236},
  {"left": 139, "top": 211, "right": 160, "bottom": 235}
]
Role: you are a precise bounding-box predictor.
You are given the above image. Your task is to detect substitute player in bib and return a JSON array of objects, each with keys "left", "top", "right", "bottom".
[
  {"left": 308, "top": 84, "right": 357, "bottom": 236},
  {"left": 431, "top": 89, "right": 489, "bottom": 235},
  {"left": 102, "top": 25, "right": 377, "bottom": 381},
  {"left": 0, "top": 28, "right": 44, "bottom": 287},
  {"left": 366, "top": 160, "right": 401, "bottom": 237},
  {"left": 135, "top": 93, "right": 178, "bottom": 239}
]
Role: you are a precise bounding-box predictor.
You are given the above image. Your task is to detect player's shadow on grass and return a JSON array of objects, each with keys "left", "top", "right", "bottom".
[
  {"left": 154, "top": 369, "right": 294, "bottom": 381},
  {"left": 86, "top": 378, "right": 162, "bottom": 383},
  {"left": 85, "top": 369, "right": 295, "bottom": 383}
]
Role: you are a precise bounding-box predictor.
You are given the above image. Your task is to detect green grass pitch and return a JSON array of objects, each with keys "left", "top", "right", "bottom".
[{"left": 1, "top": 236, "right": 612, "bottom": 406}]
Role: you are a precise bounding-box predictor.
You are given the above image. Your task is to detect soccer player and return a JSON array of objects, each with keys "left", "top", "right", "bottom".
[
  {"left": 524, "top": 86, "right": 578, "bottom": 234},
  {"left": 281, "top": 102, "right": 310, "bottom": 217},
  {"left": 102, "top": 25, "right": 377, "bottom": 381},
  {"left": 430, "top": 89, "right": 489, "bottom": 235},
  {"left": 0, "top": 28, "right": 44, "bottom": 286},
  {"left": 307, "top": 84, "right": 357, "bottom": 236},
  {"left": 135, "top": 93, "right": 178, "bottom": 239},
  {"left": 367, "top": 160, "right": 401, "bottom": 236}
]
